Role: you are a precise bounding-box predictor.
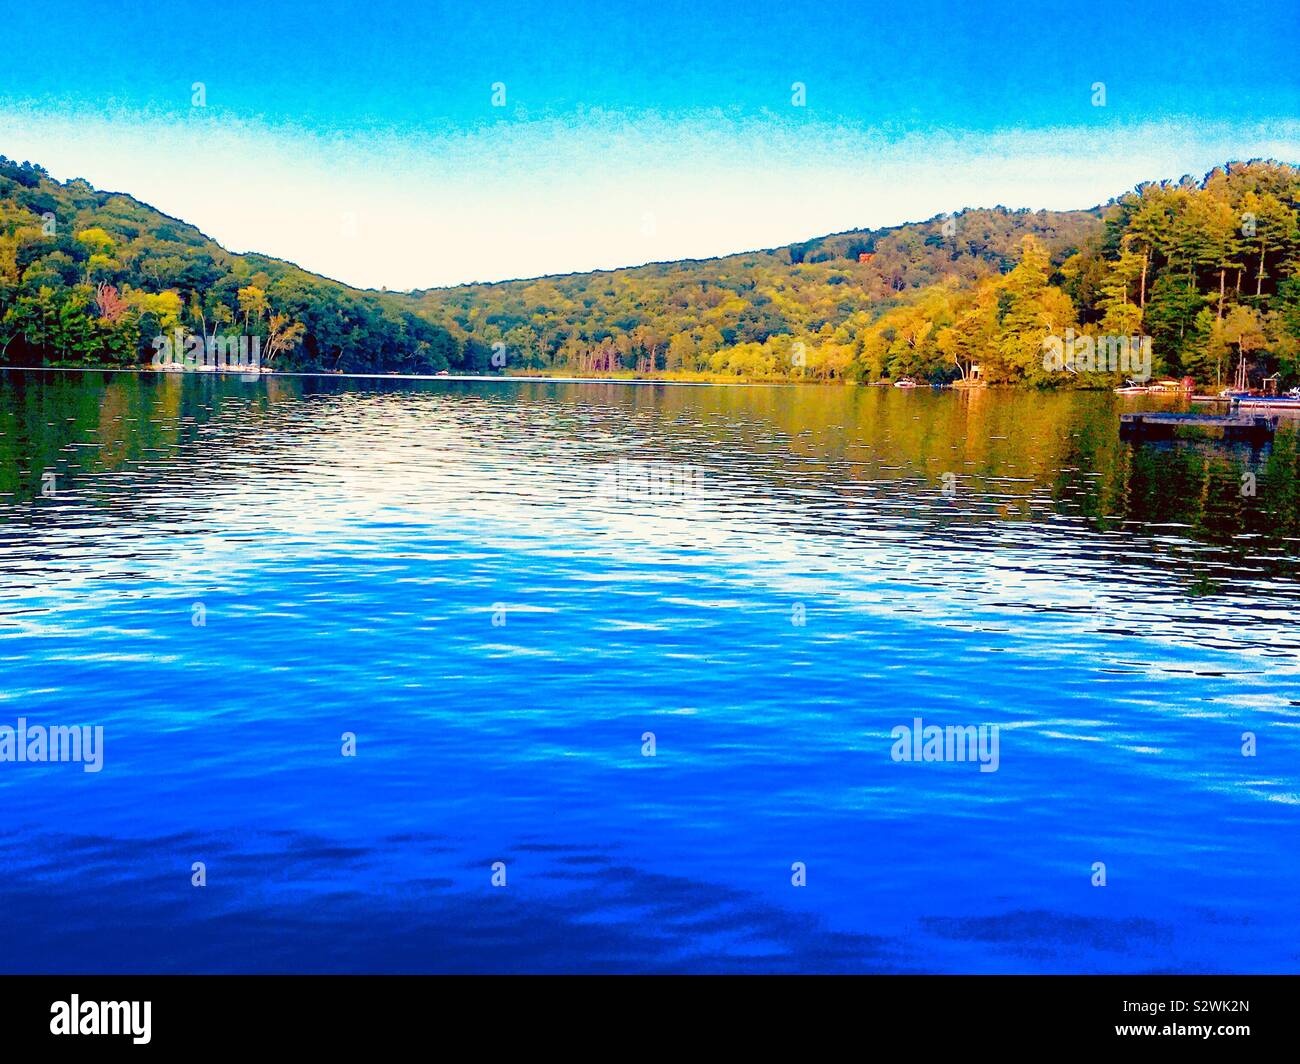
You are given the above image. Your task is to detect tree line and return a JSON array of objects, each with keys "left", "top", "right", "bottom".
[
  {"left": 3, "top": 155, "right": 1297, "bottom": 387},
  {"left": 415, "top": 161, "right": 1300, "bottom": 387},
  {"left": 0, "top": 157, "right": 471, "bottom": 375}
]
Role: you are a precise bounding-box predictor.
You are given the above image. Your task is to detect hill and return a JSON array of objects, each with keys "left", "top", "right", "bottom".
[{"left": 2, "top": 155, "right": 1298, "bottom": 386}]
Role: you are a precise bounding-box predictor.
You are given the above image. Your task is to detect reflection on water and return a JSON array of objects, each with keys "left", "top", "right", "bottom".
[{"left": 0, "top": 369, "right": 1297, "bottom": 973}]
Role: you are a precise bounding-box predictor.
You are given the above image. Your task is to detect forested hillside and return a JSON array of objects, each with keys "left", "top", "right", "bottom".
[
  {"left": 413, "top": 206, "right": 1100, "bottom": 380},
  {"left": 416, "top": 161, "right": 1300, "bottom": 386},
  {"left": 0, "top": 157, "right": 465, "bottom": 375},
  {"left": 3, "top": 155, "right": 1298, "bottom": 386}
]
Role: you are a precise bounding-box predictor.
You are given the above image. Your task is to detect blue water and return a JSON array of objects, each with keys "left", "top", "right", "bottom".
[{"left": 1, "top": 371, "right": 1298, "bottom": 972}]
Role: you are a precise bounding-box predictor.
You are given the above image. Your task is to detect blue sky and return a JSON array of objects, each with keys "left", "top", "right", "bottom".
[{"left": 2, "top": 0, "right": 1297, "bottom": 288}]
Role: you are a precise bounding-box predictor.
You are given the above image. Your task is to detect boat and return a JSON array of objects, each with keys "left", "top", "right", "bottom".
[
  {"left": 1114, "top": 380, "right": 1153, "bottom": 394},
  {"left": 893, "top": 377, "right": 919, "bottom": 389},
  {"left": 1191, "top": 385, "right": 1300, "bottom": 411},
  {"left": 1231, "top": 394, "right": 1300, "bottom": 411}
]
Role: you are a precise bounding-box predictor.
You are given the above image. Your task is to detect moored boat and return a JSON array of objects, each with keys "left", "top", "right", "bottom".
[{"left": 1231, "top": 394, "right": 1300, "bottom": 411}]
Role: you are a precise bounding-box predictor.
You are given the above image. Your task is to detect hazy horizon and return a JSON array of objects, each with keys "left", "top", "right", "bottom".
[
  {"left": 3, "top": 0, "right": 1298, "bottom": 289},
  {"left": 7, "top": 140, "right": 1298, "bottom": 297}
]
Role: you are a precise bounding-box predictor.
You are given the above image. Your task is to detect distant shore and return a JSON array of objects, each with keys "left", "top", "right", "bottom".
[
  {"left": 0, "top": 365, "right": 780, "bottom": 387},
  {"left": 1, "top": 365, "right": 1154, "bottom": 391}
]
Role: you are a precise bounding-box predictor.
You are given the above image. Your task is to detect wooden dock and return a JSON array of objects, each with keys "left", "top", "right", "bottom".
[{"left": 1120, "top": 411, "right": 1278, "bottom": 442}]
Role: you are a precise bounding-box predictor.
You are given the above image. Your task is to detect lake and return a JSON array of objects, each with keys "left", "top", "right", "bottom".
[{"left": 1, "top": 368, "right": 1297, "bottom": 973}]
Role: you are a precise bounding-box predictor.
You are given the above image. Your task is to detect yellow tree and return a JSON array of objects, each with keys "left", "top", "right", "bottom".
[
  {"left": 263, "top": 313, "right": 307, "bottom": 365},
  {"left": 237, "top": 285, "right": 268, "bottom": 332},
  {"left": 1221, "top": 304, "right": 1266, "bottom": 389},
  {"left": 994, "top": 236, "right": 1078, "bottom": 384},
  {"left": 938, "top": 280, "right": 998, "bottom": 381},
  {"left": 76, "top": 228, "right": 119, "bottom": 284}
]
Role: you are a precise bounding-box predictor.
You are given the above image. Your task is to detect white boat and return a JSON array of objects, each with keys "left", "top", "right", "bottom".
[{"left": 1231, "top": 394, "right": 1300, "bottom": 411}]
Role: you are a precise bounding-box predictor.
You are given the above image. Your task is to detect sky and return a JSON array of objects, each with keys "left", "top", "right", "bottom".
[{"left": 1, "top": 0, "right": 1298, "bottom": 290}]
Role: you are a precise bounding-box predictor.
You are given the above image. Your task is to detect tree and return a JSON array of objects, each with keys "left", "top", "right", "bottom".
[
  {"left": 1125, "top": 185, "right": 1176, "bottom": 308},
  {"left": 1221, "top": 304, "right": 1266, "bottom": 389},
  {"left": 94, "top": 283, "right": 129, "bottom": 324},
  {"left": 993, "top": 236, "right": 1078, "bottom": 384},
  {"left": 75, "top": 227, "right": 115, "bottom": 257},
  {"left": 1178, "top": 192, "right": 1242, "bottom": 320},
  {"left": 237, "top": 285, "right": 268, "bottom": 332},
  {"left": 938, "top": 281, "right": 998, "bottom": 381},
  {"left": 1143, "top": 274, "right": 1204, "bottom": 374},
  {"left": 1183, "top": 309, "right": 1229, "bottom": 388},
  {"left": 262, "top": 312, "right": 306, "bottom": 364},
  {"left": 667, "top": 332, "right": 697, "bottom": 372},
  {"left": 1241, "top": 191, "right": 1298, "bottom": 299},
  {"left": 1096, "top": 243, "right": 1146, "bottom": 336}
]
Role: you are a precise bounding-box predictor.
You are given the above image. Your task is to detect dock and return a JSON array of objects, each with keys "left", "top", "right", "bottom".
[{"left": 1119, "top": 411, "right": 1278, "bottom": 442}]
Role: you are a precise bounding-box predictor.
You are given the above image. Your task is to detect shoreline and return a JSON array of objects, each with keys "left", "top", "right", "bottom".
[
  {"left": 0, "top": 365, "right": 792, "bottom": 389},
  {"left": 0, "top": 365, "right": 1159, "bottom": 392}
]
